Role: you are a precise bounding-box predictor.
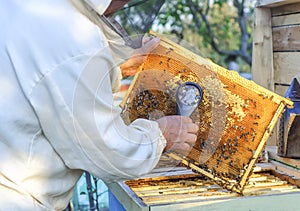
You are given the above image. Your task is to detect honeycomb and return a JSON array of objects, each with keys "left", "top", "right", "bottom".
[{"left": 120, "top": 35, "right": 293, "bottom": 194}]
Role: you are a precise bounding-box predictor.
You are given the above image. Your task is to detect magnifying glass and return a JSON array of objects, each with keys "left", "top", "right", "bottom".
[{"left": 176, "top": 82, "right": 203, "bottom": 117}]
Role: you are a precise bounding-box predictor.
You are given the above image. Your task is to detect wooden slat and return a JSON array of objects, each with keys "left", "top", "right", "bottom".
[
  {"left": 272, "top": 170, "right": 300, "bottom": 187},
  {"left": 253, "top": 162, "right": 276, "bottom": 172},
  {"left": 267, "top": 146, "right": 300, "bottom": 168},
  {"left": 150, "top": 193, "right": 300, "bottom": 211},
  {"left": 141, "top": 192, "right": 235, "bottom": 205},
  {"left": 272, "top": 2, "right": 300, "bottom": 16},
  {"left": 257, "top": 0, "right": 300, "bottom": 8},
  {"left": 108, "top": 163, "right": 300, "bottom": 210},
  {"left": 273, "top": 25, "right": 300, "bottom": 51},
  {"left": 252, "top": 7, "right": 274, "bottom": 91},
  {"left": 275, "top": 84, "right": 289, "bottom": 96},
  {"left": 273, "top": 52, "right": 300, "bottom": 84},
  {"left": 267, "top": 146, "right": 300, "bottom": 188},
  {"left": 240, "top": 103, "right": 286, "bottom": 188},
  {"left": 270, "top": 160, "right": 300, "bottom": 176},
  {"left": 109, "top": 182, "right": 149, "bottom": 211},
  {"left": 134, "top": 186, "right": 210, "bottom": 197},
  {"left": 272, "top": 13, "right": 300, "bottom": 27}
]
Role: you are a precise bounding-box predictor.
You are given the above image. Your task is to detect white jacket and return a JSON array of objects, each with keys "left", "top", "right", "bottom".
[{"left": 0, "top": 0, "right": 166, "bottom": 210}]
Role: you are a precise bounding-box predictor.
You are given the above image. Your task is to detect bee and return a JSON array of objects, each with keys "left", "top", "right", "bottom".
[
  {"left": 224, "top": 156, "right": 230, "bottom": 160},
  {"left": 241, "top": 103, "right": 247, "bottom": 108}
]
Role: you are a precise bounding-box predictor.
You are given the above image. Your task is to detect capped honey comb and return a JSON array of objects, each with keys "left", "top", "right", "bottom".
[{"left": 120, "top": 35, "right": 293, "bottom": 194}]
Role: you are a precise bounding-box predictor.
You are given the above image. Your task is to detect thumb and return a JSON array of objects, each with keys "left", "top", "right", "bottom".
[{"left": 138, "top": 37, "right": 160, "bottom": 55}]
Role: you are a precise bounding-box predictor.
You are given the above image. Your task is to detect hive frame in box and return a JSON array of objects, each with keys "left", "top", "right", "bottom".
[{"left": 120, "top": 34, "right": 293, "bottom": 194}]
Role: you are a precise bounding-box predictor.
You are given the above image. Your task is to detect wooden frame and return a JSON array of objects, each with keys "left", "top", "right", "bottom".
[
  {"left": 252, "top": 0, "right": 300, "bottom": 146},
  {"left": 256, "top": 0, "right": 300, "bottom": 7},
  {"left": 108, "top": 164, "right": 300, "bottom": 211},
  {"left": 121, "top": 34, "right": 292, "bottom": 194}
]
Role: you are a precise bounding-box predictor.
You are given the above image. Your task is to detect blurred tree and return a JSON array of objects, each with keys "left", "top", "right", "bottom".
[
  {"left": 113, "top": 0, "right": 254, "bottom": 72},
  {"left": 155, "top": 0, "right": 254, "bottom": 72}
]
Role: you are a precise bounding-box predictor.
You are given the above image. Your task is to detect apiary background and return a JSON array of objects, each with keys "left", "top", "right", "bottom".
[
  {"left": 108, "top": 1, "right": 300, "bottom": 209},
  {"left": 253, "top": 0, "right": 300, "bottom": 146},
  {"left": 120, "top": 34, "right": 292, "bottom": 193}
]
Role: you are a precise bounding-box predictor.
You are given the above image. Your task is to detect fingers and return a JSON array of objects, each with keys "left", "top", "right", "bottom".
[
  {"left": 177, "top": 115, "right": 193, "bottom": 123},
  {"left": 157, "top": 115, "right": 199, "bottom": 155},
  {"left": 142, "top": 36, "right": 151, "bottom": 44},
  {"left": 185, "top": 133, "right": 197, "bottom": 146},
  {"left": 171, "top": 142, "right": 191, "bottom": 154},
  {"left": 167, "top": 140, "right": 194, "bottom": 155},
  {"left": 120, "top": 37, "right": 160, "bottom": 77},
  {"left": 144, "top": 37, "right": 160, "bottom": 50},
  {"left": 138, "top": 37, "right": 160, "bottom": 55},
  {"left": 183, "top": 123, "right": 199, "bottom": 134}
]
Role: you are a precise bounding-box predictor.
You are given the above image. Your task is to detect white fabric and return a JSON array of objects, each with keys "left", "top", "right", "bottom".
[
  {"left": 84, "top": 0, "right": 111, "bottom": 15},
  {"left": 0, "top": 0, "right": 166, "bottom": 210}
]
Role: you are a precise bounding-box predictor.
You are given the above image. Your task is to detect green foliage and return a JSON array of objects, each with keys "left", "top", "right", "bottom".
[{"left": 154, "top": 0, "right": 254, "bottom": 73}]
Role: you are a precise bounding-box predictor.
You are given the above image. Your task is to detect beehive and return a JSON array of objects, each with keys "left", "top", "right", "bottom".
[
  {"left": 120, "top": 35, "right": 293, "bottom": 194},
  {"left": 253, "top": 0, "right": 300, "bottom": 146}
]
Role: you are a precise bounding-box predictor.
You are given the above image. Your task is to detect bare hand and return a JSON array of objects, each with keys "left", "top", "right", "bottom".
[
  {"left": 120, "top": 37, "right": 160, "bottom": 77},
  {"left": 156, "top": 116, "right": 199, "bottom": 156}
]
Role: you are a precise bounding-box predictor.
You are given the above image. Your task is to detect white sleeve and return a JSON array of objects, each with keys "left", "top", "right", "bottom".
[{"left": 28, "top": 48, "right": 166, "bottom": 183}]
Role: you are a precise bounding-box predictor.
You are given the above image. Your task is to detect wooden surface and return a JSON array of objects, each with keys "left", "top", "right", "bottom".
[
  {"left": 252, "top": 7, "right": 278, "bottom": 146},
  {"left": 272, "top": 1, "right": 300, "bottom": 15},
  {"left": 273, "top": 52, "right": 300, "bottom": 85},
  {"left": 267, "top": 146, "right": 300, "bottom": 169},
  {"left": 271, "top": 1, "right": 300, "bottom": 92},
  {"left": 266, "top": 146, "right": 300, "bottom": 188},
  {"left": 272, "top": 13, "right": 300, "bottom": 26},
  {"left": 273, "top": 25, "right": 300, "bottom": 51},
  {"left": 109, "top": 160, "right": 300, "bottom": 211},
  {"left": 150, "top": 194, "right": 300, "bottom": 211},
  {"left": 253, "top": 1, "right": 300, "bottom": 146},
  {"left": 108, "top": 147, "right": 300, "bottom": 210},
  {"left": 252, "top": 7, "right": 274, "bottom": 91},
  {"left": 256, "top": 0, "right": 300, "bottom": 7}
]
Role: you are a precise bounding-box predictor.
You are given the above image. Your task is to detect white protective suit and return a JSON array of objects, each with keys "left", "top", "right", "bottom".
[{"left": 0, "top": 0, "right": 166, "bottom": 210}]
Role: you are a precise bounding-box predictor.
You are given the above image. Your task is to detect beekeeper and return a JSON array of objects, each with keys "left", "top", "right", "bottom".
[{"left": 0, "top": 0, "right": 199, "bottom": 210}]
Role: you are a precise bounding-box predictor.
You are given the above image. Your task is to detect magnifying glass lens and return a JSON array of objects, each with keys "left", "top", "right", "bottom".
[
  {"left": 176, "top": 82, "right": 203, "bottom": 117},
  {"left": 178, "top": 85, "right": 202, "bottom": 106}
]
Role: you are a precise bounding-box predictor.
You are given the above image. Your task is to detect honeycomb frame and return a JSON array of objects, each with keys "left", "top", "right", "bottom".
[{"left": 120, "top": 34, "right": 293, "bottom": 194}]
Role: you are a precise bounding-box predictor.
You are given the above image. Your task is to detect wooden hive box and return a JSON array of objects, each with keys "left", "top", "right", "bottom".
[
  {"left": 252, "top": 0, "right": 300, "bottom": 147},
  {"left": 121, "top": 34, "right": 292, "bottom": 194},
  {"left": 108, "top": 165, "right": 300, "bottom": 211}
]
